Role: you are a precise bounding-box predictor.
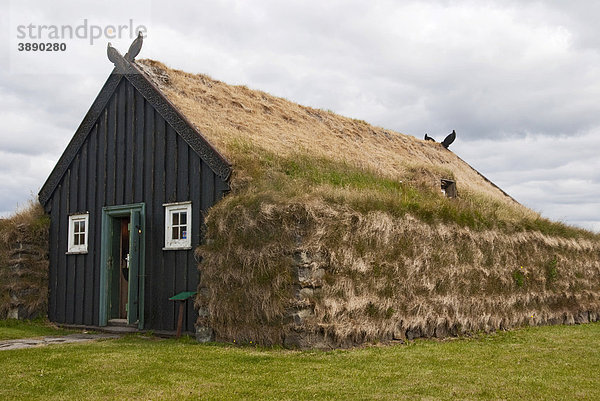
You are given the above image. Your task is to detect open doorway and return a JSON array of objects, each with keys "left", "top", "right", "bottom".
[
  {"left": 109, "top": 216, "right": 131, "bottom": 321},
  {"left": 100, "top": 203, "right": 145, "bottom": 328},
  {"left": 118, "top": 217, "right": 130, "bottom": 319}
]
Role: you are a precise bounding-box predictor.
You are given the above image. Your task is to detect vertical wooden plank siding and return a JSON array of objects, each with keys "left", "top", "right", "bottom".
[
  {"left": 106, "top": 93, "right": 117, "bottom": 207},
  {"left": 134, "top": 90, "right": 145, "bottom": 203},
  {"left": 56, "top": 174, "right": 68, "bottom": 323},
  {"left": 75, "top": 142, "right": 88, "bottom": 323},
  {"left": 115, "top": 82, "right": 126, "bottom": 205},
  {"left": 125, "top": 83, "right": 135, "bottom": 205},
  {"left": 84, "top": 125, "right": 97, "bottom": 325},
  {"left": 45, "top": 77, "right": 228, "bottom": 333},
  {"left": 176, "top": 135, "right": 190, "bottom": 329},
  {"left": 164, "top": 125, "right": 177, "bottom": 329},
  {"left": 65, "top": 156, "right": 78, "bottom": 324},
  {"left": 93, "top": 110, "right": 108, "bottom": 326},
  {"left": 143, "top": 98, "right": 155, "bottom": 327},
  {"left": 201, "top": 163, "right": 216, "bottom": 213},
  {"left": 47, "top": 189, "right": 60, "bottom": 321},
  {"left": 188, "top": 152, "right": 202, "bottom": 330},
  {"left": 153, "top": 110, "right": 167, "bottom": 329}
]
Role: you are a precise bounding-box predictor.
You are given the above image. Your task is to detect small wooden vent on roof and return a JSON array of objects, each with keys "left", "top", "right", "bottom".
[{"left": 441, "top": 179, "right": 457, "bottom": 198}]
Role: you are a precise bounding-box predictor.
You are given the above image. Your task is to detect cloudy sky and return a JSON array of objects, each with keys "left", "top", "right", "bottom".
[{"left": 1, "top": 0, "right": 599, "bottom": 231}]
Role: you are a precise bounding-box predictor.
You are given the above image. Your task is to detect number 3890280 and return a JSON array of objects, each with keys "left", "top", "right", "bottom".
[{"left": 18, "top": 42, "right": 67, "bottom": 51}]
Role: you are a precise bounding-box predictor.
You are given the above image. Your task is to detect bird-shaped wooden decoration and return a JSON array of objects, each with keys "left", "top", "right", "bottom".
[
  {"left": 107, "top": 43, "right": 129, "bottom": 71},
  {"left": 107, "top": 42, "right": 121, "bottom": 65},
  {"left": 424, "top": 134, "right": 435, "bottom": 142},
  {"left": 441, "top": 130, "right": 456, "bottom": 149},
  {"left": 124, "top": 31, "right": 144, "bottom": 61}
]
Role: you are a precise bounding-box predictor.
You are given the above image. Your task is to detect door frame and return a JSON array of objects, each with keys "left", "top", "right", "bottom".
[{"left": 99, "top": 203, "right": 146, "bottom": 329}]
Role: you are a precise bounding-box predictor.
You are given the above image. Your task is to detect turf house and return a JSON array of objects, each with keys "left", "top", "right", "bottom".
[{"left": 37, "top": 37, "right": 600, "bottom": 347}]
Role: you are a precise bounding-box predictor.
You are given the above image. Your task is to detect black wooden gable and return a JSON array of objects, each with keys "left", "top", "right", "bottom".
[
  {"left": 41, "top": 56, "right": 233, "bottom": 332},
  {"left": 38, "top": 63, "right": 232, "bottom": 206}
]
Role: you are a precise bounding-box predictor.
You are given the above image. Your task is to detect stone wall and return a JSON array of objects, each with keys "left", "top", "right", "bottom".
[
  {"left": 283, "top": 250, "right": 332, "bottom": 348},
  {"left": 2, "top": 238, "right": 47, "bottom": 319},
  {"left": 280, "top": 242, "right": 600, "bottom": 349},
  {"left": 0, "top": 203, "right": 49, "bottom": 320}
]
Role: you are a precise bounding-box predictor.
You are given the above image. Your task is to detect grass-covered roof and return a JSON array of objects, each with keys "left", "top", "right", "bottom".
[
  {"left": 136, "top": 59, "right": 594, "bottom": 238},
  {"left": 138, "top": 59, "right": 513, "bottom": 198}
]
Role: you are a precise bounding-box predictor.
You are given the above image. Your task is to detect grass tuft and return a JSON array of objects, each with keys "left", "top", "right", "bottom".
[
  {"left": 512, "top": 269, "right": 526, "bottom": 288},
  {"left": 545, "top": 256, "right": 559, "bottom": 284}
]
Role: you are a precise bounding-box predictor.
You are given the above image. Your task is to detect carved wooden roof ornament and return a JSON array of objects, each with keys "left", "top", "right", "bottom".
[
  {"left": 125, "top": 31, "right": 144, "bottom": 61},
  {"left": 423, "top": 130, "right": 456, "bottom": 149},
  {"left": 441, "top": 130, "right": 456, "bottom": 149},
  {"left": 107, "top": 31, "right": 144, "bottom": 72}
]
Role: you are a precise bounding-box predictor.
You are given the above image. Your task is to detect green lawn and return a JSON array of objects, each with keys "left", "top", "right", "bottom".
[
  {"left": 0, "top": 319, "right": 76, "bottom": 340},
  {"left": 1, "top": 322, "right": 599, "bottom": 400}
]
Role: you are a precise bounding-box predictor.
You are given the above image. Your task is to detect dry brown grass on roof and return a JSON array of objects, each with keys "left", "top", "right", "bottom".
[{"left": 136, "top": 59, "right": 531, "bottom": 215}]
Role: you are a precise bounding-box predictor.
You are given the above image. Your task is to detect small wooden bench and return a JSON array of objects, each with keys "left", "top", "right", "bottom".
[{"left": 169, "top": 291, "right": 197, "bottom": 338}]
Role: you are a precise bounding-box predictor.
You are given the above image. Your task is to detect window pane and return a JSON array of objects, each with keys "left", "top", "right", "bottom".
[
  {"left": 164, "top": 204, "right": 191, "bottom": 248},
  {"left": 68, "top": 214, "right": 89, "bottom": 252}
]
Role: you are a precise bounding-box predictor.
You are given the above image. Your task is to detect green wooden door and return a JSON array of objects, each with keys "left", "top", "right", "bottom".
[
  {"left": 100, "top": 203, "right": 145, "bottom": 328},
  {"left": 127, "top": 210, "right": 141, "bottom": 325}
]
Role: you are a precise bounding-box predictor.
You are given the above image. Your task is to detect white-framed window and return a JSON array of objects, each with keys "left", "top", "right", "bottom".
[
  {"left": 164, "top": 201, "right": 192, "bottom": 250},
  {"left": 67, "top": 213, "right": 89, "bottom": 254}
]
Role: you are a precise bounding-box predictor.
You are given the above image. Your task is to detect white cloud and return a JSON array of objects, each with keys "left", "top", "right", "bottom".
[
  {"left": 455, "top": 131, "right": 600, "bottom": 231},
  {"left": 0, "top": 0, "right": 599, "bottom": 231}
]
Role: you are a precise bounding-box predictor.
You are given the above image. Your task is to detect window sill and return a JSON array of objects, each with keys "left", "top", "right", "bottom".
[
  {"left": 163, "top": 246, "right": 192, "bottom": 251},
  {"left": 66, "top": 251, "right": 88, "bottom": 255}
]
